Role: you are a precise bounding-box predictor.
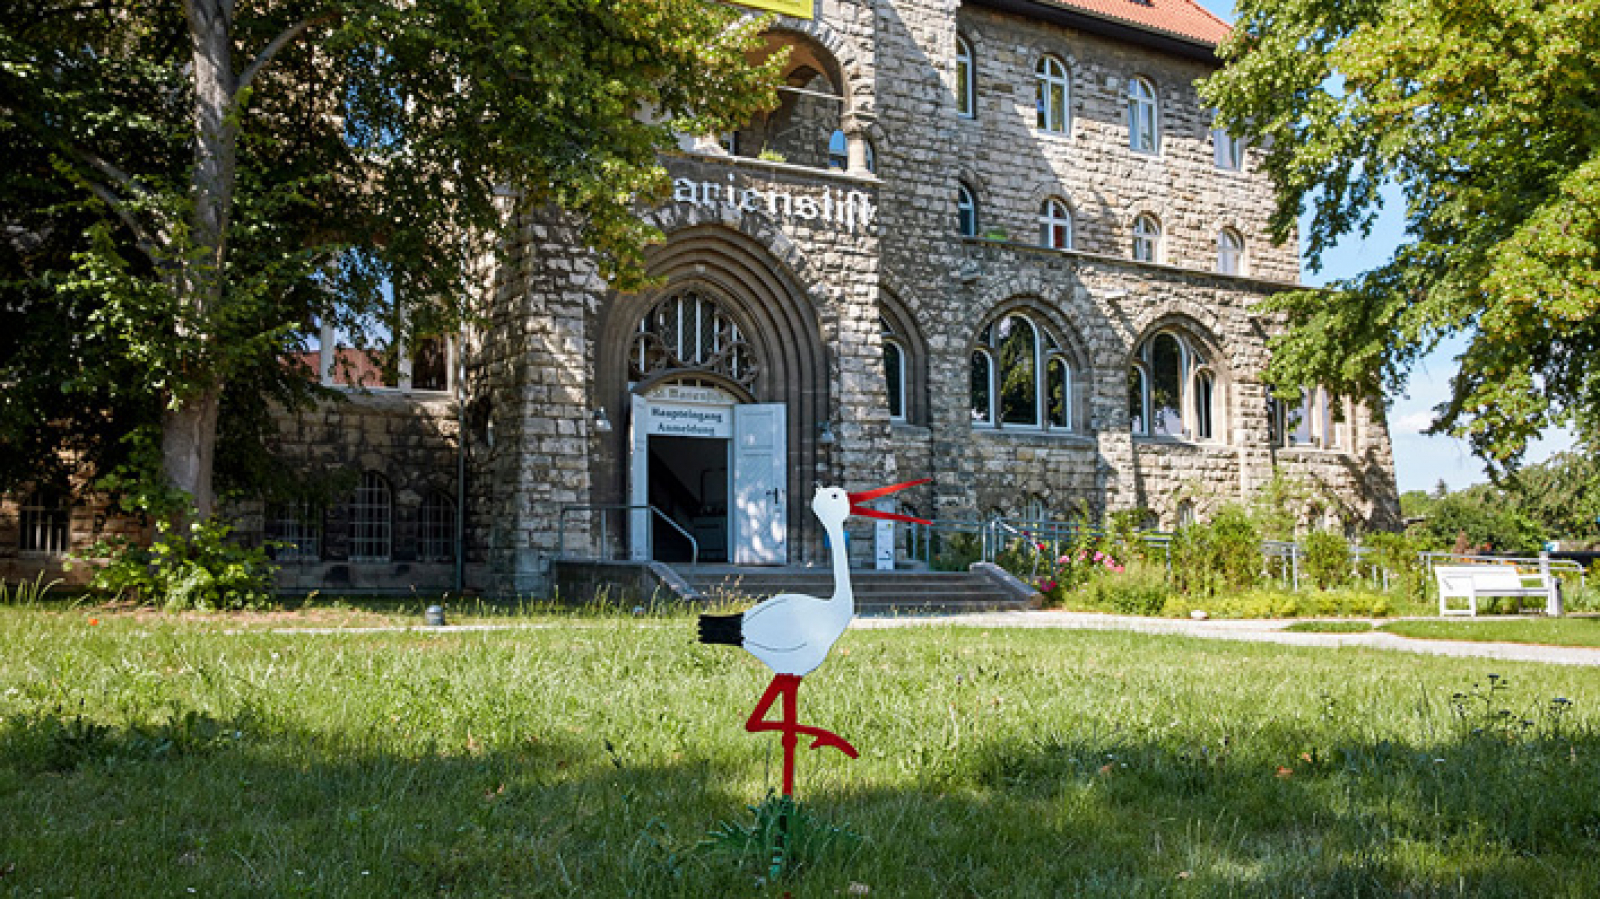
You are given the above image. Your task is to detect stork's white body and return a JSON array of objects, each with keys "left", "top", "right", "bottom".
[{"left": 727, "top": 487, "right": 856, "bottom": 676}]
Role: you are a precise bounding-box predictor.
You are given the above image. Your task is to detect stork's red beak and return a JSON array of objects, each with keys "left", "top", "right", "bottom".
[{"left": 847, "top": 478, "right": 932, "bottom": 524}]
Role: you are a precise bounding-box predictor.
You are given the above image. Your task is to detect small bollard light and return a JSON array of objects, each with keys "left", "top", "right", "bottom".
[{"left": 424, "top": 604, "right": 446, "bottom": 627}]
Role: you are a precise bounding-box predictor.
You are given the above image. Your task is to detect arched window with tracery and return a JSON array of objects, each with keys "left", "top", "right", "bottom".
[
  {"left": 629, "top": 289, "right": 758, "bottom": 391},
  {"left": 1129, "top": 329, "right": 1218, "bottom": 441},
  {"left": 971, "top": 311, "right": 1080, "bottom": 432}
]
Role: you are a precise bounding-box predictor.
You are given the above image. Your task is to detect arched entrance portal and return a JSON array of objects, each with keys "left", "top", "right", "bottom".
[{"left": 596, "top": 226, "right": 829, "bottom": 567}]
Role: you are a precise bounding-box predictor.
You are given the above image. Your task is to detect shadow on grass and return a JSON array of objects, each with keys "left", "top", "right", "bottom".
[{"left": 5, "top": 697, "right": 1600, "bottom": 898}]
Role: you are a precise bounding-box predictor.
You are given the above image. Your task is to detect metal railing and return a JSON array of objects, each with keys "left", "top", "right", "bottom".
[{"left": 555, "top": 504, "right": 699, "bottom": 567}]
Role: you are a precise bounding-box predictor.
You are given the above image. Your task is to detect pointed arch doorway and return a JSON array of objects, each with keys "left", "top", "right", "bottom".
[{"left": 599, "top": 225, "right": 830, "bottom": 569}]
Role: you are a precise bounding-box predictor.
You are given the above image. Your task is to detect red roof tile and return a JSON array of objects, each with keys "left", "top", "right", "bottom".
[{"left": 1039, "top": 0, "right": 1232, "bottom": 46}]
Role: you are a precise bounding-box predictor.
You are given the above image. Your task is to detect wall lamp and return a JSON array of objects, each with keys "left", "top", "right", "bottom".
[{"left": 593, "top": 407, "right": 613, "bottom": 434}]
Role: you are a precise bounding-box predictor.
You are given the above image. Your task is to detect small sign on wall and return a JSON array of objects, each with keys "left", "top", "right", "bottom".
[
  {"left": 874, "top": 520, "right": 895, "bottom": 571},
  {"left": 641, "top": 401, "right": 733, "bottom": 439}
]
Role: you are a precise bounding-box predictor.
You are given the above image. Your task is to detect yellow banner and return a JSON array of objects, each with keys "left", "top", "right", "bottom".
[{"left": 732, "top": 0, "right": 812, "bottom": 19}]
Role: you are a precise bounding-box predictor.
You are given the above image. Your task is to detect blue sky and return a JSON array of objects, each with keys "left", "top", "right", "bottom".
[{"left": 1194, "top": 0, "right": 1574, "bottom": 494}]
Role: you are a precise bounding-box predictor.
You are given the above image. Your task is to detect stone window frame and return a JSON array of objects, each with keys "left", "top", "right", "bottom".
[
  {"left": 956, "top": 34, "right": 976, "bottom": 119},
  {"left": 349, "top": 470, "right": 393, "bottom": 562},
  {"left": 17, "top": 485, "right": 70, "bottom": 556},
  {"left": 1034, "top": 55, "right": 1070, "bottom": 135},
  {"left": 970, "top": 308, "right": 1084, "bottom": 434},
  {"left": 1038, "top": 197, "right": 1074, "bottom": 250},
  {"left": 1129, "top": 327, "right": 1222, "bottom": 443},
  {"left": 417, "top": 489, "right": 456, "bottom": 562},
  {"left": 1132, "top": 213, "right": 1162, "bottom": 263},
  {"left": 1270, "top": 387, "right": 1348, "bottom": 451},
  {"left": 1216, "top": 227, "right": 1246, "bottom": 275},
  {"left": 957, "top": 182, "right": 979, "bottom": 237},
  {"left": 879, "top": 293, "right": 928, "bottom": 427},
  {"left": 265, "top": 499, "right": 323, "bottom": 562},
  {"left": 1127, "top": 75, "right": 1160, "bottom": 154}
]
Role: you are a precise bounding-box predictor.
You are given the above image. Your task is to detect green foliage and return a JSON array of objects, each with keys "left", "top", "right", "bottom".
[
  {"left": 85, "top": 517, "right": 275, "bottom": 611},
  {"left": 1076, "top": 559, "right": 1171, "bottom": 616},
  {"left": 930, "top": 531, "right": 982, "bottom": 572},
  {"left": 697, "top": 795, "right": 859, "bottom": 885},
  {"left": 1403, "top": 486, "right": 1546, "bottom": 555},
  {"left": 1170, "top": 504, "right": 1261, "bottom": 597},
  {"left": 1301, "top": 529, "right": 1351, "bottom": 591},
  {"left": 1203, "top": 0, "right": 1600, "bottom": 470},
  {"left": 1362, "top": 530, "right": 1427, "bottom": 600},
  {"left": 0, "top": 573, "right": 59, "bottom": 606},
  {"left": 1170, "top": 588, "right": 1393, "bottom": 620},
  {"left": 1, "top": 0, "right": 781, "bottom": 511}
]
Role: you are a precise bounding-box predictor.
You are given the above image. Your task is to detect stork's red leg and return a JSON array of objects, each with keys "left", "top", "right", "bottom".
[{"left": 746, "top": 674, "right": 859, "bottom": 797}]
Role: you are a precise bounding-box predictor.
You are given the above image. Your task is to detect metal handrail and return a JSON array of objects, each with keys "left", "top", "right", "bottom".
[{"left": 555, "top": 504, "right": 700, "bottom": 567}]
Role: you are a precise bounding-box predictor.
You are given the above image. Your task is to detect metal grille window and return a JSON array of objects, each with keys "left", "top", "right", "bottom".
[
  {"left": 265, "top": 501, "right": 322, "bottom": 561},
  {"left": 349, "top": 471, "right": 392, "bottom": 562},
  {"left": 418, "top": 491, "right": 456, "bottom": 562},
  {"left": 18, "top": 488, "right": 69, "bottom": 555}
]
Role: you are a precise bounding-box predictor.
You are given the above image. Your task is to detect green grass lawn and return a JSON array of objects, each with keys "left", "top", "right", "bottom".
[
  {"left": 1382, "top": 616, "right": 1600, "bottom": 648},
  {"left": 6, "top": 605, "right": 1600, "bottom": 897}
]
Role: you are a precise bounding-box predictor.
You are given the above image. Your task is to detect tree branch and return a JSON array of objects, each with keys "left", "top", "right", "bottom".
[
  {"left": 238, "top": 13, "right": 331, "bottom": 95},
  {"left": 82, "top": 180, "right": 162, "bottom": 259}
]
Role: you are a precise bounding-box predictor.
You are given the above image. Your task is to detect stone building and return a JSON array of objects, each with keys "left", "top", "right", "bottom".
[{"left": 1, "top": 0, "right": 1401, "bottom": 595}]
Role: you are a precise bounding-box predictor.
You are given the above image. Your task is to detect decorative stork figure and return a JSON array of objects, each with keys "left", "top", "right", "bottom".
[{"left": 699, "top": 479, "right": 930, "bottom": 797}]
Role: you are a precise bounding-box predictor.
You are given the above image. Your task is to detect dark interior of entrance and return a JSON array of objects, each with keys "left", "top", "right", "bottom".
[{"left": 647, "top": 436, "right": 729, "bottom": 563}]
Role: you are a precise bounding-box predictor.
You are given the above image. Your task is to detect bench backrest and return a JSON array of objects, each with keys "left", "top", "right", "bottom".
[{"left": 1434, "top": 565, "right": 1539, "bottom": 592}]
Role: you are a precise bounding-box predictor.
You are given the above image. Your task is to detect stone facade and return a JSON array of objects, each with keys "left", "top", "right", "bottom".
[{"left": 0, "top": 0, "right": 1401, "bottom": 595}]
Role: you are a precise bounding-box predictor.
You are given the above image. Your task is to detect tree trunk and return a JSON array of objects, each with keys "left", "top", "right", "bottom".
[
  {"left": 162, "top": 386, "right": 222, "bottom": 521},
  {"left": 164, "top": 0, "right": 238, "bottom": 523}
]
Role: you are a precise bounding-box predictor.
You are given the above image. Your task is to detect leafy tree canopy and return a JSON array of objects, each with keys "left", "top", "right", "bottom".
[
  {"left": 1, "top": 0, "right": 780, "bottom": 517},
  {"left": 1202, "top": 0, "right": 1600, "bottom": 474}
]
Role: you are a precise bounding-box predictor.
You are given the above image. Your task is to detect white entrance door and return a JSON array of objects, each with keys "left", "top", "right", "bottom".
[
  {"left": 628, "top": 394, "right": 651, "bottom": 560},
  {"left": 732, "top": 403, "right": 788, "bottom": 565}
]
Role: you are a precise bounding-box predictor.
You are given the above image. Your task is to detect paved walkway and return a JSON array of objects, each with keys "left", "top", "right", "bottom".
[
  {"left": 262, "top": 611, "right": 1600, "bottom": 668},
  {"left": 851, "top": 610, "right": 1600, "bottom": 668}
]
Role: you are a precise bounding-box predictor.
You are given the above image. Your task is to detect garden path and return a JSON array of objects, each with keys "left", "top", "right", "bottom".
[{"left": 854, "top": 611, "right": 1600, "bottom": 668}]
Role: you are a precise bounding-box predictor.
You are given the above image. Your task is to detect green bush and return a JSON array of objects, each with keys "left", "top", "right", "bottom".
[
  {"left": 1170, "top": 504, "right": 1260, "bottom": 596},
  {"left": 84, "top": 518, "right": 276, "bottom": 611},
  {"left": 930, "top": 531, "right": 982, "bottom": 572},
  {"left": 1169, "top": 587, "right": 1393, "bottom": 620},
  {"left": 1079, "top": 560, "right": 1171, "bottom": 615},
  {"left": 1301, "top": 529, "right": 1351, "bottom": 590},
  {"left": 1363, "top": 530, "right": 1426, "bottom": 599}
]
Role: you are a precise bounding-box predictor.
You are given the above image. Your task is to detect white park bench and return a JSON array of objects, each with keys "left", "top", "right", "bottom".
[{"left": 1433, "top": 564, "right": 1555, "bottom": 617}]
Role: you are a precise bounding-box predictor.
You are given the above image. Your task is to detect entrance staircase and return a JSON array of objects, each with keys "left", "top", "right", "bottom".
[{"left": 672, "top": 564, "right": 1038, "bottom": 616}]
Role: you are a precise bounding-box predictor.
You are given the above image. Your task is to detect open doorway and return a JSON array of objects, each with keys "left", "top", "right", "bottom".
[{"left": 646, "top": 436, "right": 729, "bottom": 562}]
